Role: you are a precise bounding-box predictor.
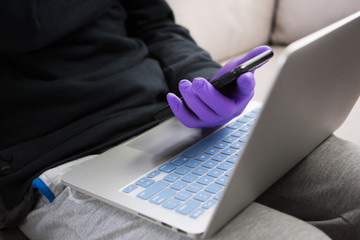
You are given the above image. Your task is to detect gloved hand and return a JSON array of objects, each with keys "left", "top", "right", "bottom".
[{"left": 167, "top": 45, "right": 271, "bottom": 128}]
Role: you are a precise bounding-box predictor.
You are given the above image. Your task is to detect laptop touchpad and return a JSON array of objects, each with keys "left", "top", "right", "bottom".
[{"left": 126, "top": 118, "right": 215, "bottom": 158}]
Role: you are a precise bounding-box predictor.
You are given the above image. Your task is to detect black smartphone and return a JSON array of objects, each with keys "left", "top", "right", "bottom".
[{"left": 154, "top": 49, "right": 274, "bottom": 120}]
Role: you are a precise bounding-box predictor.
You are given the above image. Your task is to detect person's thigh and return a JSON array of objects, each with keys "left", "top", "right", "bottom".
[
  {"left": 257, "top": 135, "right": 360, "bottom": 239},
  {"left": 19, "top": 188, "right": 329, "bottom": 240}
]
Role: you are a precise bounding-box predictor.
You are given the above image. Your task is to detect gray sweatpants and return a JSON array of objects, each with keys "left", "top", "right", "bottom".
[{"left": 19, "top": 136, "right": 360, "bottom": 240}]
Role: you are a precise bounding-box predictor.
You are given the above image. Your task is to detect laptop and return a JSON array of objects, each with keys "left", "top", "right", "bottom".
[{"left": 62, "top": 11, "right": 360, "bottom": 238}]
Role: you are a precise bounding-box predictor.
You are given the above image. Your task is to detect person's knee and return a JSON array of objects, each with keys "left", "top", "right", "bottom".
[{"left": 211, "top": 203, "right": 331, "bottom": 240}]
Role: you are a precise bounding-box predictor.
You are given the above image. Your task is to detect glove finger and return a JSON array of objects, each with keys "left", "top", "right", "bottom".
[
  {"left": 166, "top": 93, "right": 202, "bottom": 128},
  {"left": 179, "top": 80, "right": 223, "bottom": 123},
  {"left": 211, "top": 45, "right": 272, "bottom": 80},
  {"left": 192, "top": 77, "right": 237, "bottom": 117},
  {"left": 227, "top": 72, "right": 255, "bottom": 114},
  {"left": 236, "top": 72, "right": 256, "bottom": 97},
  {"left": 167, "top": 93, "right": 235, "bottom": 128}
]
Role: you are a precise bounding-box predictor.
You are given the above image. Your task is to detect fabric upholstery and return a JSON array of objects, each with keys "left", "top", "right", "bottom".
[
  {"left": 272, "top": 0, "right": 360, "bottom": 44},
  {"left": 166, "top": 0, "right": 276, "bottom": 62}
]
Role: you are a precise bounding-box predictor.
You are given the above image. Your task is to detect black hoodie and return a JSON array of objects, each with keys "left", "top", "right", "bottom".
[{"left": 0, "top": 0, "right": 220, "bottom": 227}]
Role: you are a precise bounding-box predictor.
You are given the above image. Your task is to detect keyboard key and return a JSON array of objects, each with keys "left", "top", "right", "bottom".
[
  {"left": 217, "top": 162, "right": 234, "bottom": 171},
  {"left": 212, "top": 153, "right": 227, "bottom": 162},
  {"left": 236, "top": 116, "right": 251, "bottom": 123},
  {"left": 137, "top": 180, "right": 169, "bottom": 200},
  {"left": 231, "top": 131, "right": 246, "bottom": 138},
  {"left": 194, "top": 191, "right": 212, "bottom": 202},
  {"left": 226, "top": 155, "right": 239, "bottom": 163},
  {"left": 159, "top": 163, "right": 176, "bottom": 173},
  {"left": 169, "top": 156, "right": 189, "bottom": 166},
  {"left": 170, "top": 180, "right": 188, "bottom": 190},
  {"left": 147, "top": 170, "right": 160, "bottom": 178},
  {"left": 174, "top": 166, "right": 191, "bottom": 175},
  {"left": 238, "top": 135, "right": 248, "bottom": 143},
  {"left": 190, "top": 208, "right": 205, "bottom": 219},
  {"left": 226, "top": 122, "right": 242, "bottom": 129},
  {"left": 195, "top": 153, "right": 211, "bottom": 162},
  {"left": 246, "top": 120, "right": 255, "bottom": 126},
  {"left": 192, "top": 166, "right": 208, "bottom": 176},
  {"left": 214, "top": 191, "right": 223, "bottom": 200},
  {"left": 176, "top": 199, "right": 201, "bottom": 215},
  {"left": 197, "top": 175, "right": 215, "bottom": 185},
  {"left": 215, "top": 176, "right": 229, "bottom": 186},
  {"left": 239, "top": 125, "right": 251, "bottom": 132},
  {"left": 245, "top": 112, "right": 258, "bottom": 118},
  {"left": 150, "top": 188, "right": 176, "bottom": 205},
  {"left": 223, "top": 136, "right": 237, "bottom": 143},
  {"left": 163, "top": 173, "right": 181, "bottom": 182},
  {"left": 204, "top": 147, "right": 220, "bottom": 155},
  {"left": 181, "top": 173, "right": 198, "bottom": 183},
  {"left": 185, "top": 159, "right": 202, "bottom": 168},
  {"left": 207, "top": 169, "right": 224, "bottom": 178},
  {"left": 213, "top": 141, "right": 229, "bottom": 149},
  {"left": 202, "top": 160, "right": 218, "bottom": 169},
  {"left": 174, "top": 190, "right": 193, "bottom": 201},
  {"left": 225, "top": 169, "right": 233, "bottom": 177},
  {"left": 123, "top": 184, "right": 137, "bottom": 193},
  {"left": 141, "top": 179, "right": 155, "bottom": 188},
  {"left": 162, "top": 199, "right": 181, "bottom": 209},
  {"left": 186, "top": 183, "right": 204, "bottom": 193},
  {"left": 230, "top": 142, "right": 243, "bottom": 149},
  {"left": 202, "top": 199, "right": 217, "bottom": 209},
  {"left": 135, "top": 177, "right": 150, "bottom": 186},
  {"left": 221, "top": 147, "right": 236, "bottom": 155},
  {"left": 204, "top": 183, "right": 223, "bottom": 194},
  {"left": 182, "top": 128, "right": 232, "bottom": 158}
]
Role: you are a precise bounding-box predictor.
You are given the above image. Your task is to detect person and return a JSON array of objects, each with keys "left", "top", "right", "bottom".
[{"left": 0, "top": 0, "right": 359, "bottom": 239}]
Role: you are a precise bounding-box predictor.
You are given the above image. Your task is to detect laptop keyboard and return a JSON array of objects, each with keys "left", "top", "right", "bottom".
[{"left": 122, "top": 108, "right": 260, "bottom": 219}]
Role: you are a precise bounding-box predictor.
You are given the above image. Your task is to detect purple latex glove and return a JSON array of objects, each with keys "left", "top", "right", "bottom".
[{"left": 167, "top": 45, "right": 272, "bottom": 128}]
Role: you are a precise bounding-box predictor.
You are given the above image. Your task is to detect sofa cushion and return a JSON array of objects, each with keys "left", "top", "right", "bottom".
[
  {"left": 272, "top": 0, "right": 360, "bottom": 44},
  {"left": 166, "top": 0, "right": 276, "bottom": 62}
]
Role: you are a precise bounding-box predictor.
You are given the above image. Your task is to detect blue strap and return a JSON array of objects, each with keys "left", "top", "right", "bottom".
[{"left": 32, "top": 177, "right": 56, "bottom": 203}]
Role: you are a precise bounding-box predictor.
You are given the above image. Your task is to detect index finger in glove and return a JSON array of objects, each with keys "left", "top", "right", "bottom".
[{"left": 211, "top": 45, "right": 272, "bottom": 80}]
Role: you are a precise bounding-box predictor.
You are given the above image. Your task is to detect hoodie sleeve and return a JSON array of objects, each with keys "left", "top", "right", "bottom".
[{"left": 122, "top": 0, "right": 221, "bottom": 94}]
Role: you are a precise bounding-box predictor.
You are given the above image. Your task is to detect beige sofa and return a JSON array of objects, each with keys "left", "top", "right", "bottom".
[{"left": 167, "top": 0, "right": 360, "bottom": 145}]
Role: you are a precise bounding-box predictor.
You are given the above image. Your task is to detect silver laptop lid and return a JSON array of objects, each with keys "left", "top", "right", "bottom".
[
  {"left": 205, "top": 11, "right": 360, "bottom": 238},
  {"left": 61, "top": 11, "right": 360, "bottom": 239}
]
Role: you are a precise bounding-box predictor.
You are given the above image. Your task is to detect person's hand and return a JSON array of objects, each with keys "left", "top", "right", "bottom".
[{"left": 167, "top": 45, "right": 272, "bottom": 128}]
